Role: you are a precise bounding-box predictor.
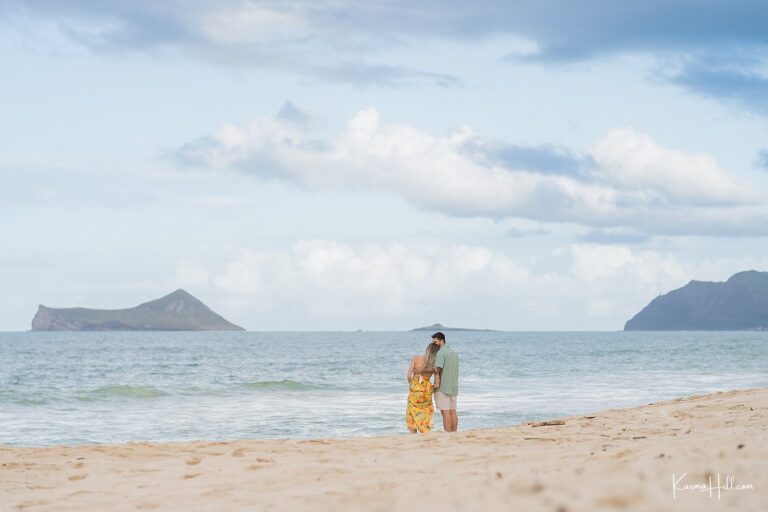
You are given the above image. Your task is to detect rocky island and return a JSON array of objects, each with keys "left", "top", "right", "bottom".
[
  {"left": 31, "top": 289, "right": 244, "bottom": 331},
  {"left": 624, "top": 270, "right": 768, "bottom": 330},
  {"left": 410, "top": 323, "right": 494, "bottom": 332}
]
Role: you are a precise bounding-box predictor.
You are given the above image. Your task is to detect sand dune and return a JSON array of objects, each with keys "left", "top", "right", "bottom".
[{"left": 2, "top": 388, "right": 766, "bottom": 511}]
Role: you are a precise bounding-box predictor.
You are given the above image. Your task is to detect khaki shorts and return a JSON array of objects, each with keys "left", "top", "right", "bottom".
[{"left": 434, "top": 391, "right": 457, "bottom": 411}]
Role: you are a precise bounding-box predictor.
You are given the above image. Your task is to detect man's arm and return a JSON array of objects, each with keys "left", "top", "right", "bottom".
[{"left": 433, "top": 350, "right": 444, "bottom": 389}]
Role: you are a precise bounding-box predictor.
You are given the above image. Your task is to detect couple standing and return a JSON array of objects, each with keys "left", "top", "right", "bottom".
[{"left": 405, "top": 331, "right": 459, "bottom": 433}]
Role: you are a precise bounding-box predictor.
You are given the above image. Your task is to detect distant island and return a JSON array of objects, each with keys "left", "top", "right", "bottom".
[
  {"left": 410, "top": 323, "right": 494, "bottom": 332},
  {"left": 31, "top": 289, "right": 244, "bottom": 331},
  {"left": 624, "top": 270, "right": 768, "bottom": 331}
]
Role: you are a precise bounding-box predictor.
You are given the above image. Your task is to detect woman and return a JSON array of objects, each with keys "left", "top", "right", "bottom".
[{"left": 405, "top": 342, "right": 441, "bottom": 433}]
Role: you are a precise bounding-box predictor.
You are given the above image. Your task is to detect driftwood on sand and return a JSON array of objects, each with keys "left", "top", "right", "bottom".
[{"left": 528, "top": 420, "right": 566, "bottom": 427}]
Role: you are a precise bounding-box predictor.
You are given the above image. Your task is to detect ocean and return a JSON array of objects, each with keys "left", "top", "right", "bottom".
[{"left": 1, "top": 331, "right": 766, "bottom": 446}]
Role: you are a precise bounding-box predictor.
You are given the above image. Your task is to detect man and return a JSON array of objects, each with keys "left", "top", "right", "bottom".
[{"left": 432, "top": 331, "right": 459, "bottom": 432}]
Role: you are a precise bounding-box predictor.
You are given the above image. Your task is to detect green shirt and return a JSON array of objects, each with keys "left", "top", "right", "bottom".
[{"left": 435, "top": 346, "right": 459, "bottom": 396}]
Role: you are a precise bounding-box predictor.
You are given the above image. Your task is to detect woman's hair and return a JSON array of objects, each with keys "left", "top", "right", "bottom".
[{"left": 422, "top": 342, "right": 440, "bottom": 371}]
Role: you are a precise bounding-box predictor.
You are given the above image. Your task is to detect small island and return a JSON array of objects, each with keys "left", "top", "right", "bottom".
[
  {"left": 624, "top": 270, "right": 768, "bottom": 330},
  {"left": 410, "top": 323, "right": 494, "bottom": 332},
  {"left": 31, "top": 289, "right": 244, "bottom": 331}
]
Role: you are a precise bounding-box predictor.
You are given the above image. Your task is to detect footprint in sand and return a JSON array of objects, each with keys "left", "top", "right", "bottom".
[
  {"left": 67, "top": 491, "right": 93, "bottom": 497},
  {"left": 186, "top": 457, "right": 202, "bottom": 466},
  {"left": 14, "top": 499, "right": 52, "bottom": 510},
  {"left": 231, "top": 448, "right": 246, "bottom": 457},
  {"left": 73, "top": 462, "right": 86, "bottom": 469},
  {"left": 614, "top": 449, "right": 633, "bottom": 459},
  {"left": 247, "top": 458, "right": 274, "bottom": 470},
  {"left": 597, "top": 496, "right": 630, "bottom": 507},
  {"left": 134, "top": 501, "right": 160, "bottom": 510},
  {"left": 68, "top": 474, "right": 87, "bottom": 481},
  {"left": 183, "top": 473, "right": 201, "bottom": 479}
]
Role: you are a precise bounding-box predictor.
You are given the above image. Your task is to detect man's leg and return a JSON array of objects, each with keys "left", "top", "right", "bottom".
[
  {"left": 440, "top": 410, "right": 452, "bottom": 432},
  {"left": 450, "top": 410, "right": 458, "bottom": 432},
  {"left": 436, "top": 392, "right": 452, "bottom": 432},
  {"left": 448, "top": 395, "right": 458, "bottom": 432}
]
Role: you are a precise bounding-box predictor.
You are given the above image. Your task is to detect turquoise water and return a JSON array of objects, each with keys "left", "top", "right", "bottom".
[{"left": 1, "top": 331, "right": 766, "bottom": 446}]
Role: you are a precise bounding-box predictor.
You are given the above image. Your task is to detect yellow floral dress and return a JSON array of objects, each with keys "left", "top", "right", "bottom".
[{"left": 406, "top": 371, "right": 434, "bottom": 433}]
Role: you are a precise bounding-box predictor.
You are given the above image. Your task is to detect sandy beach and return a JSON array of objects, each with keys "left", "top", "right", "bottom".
[{"left": 2, "top": 388, "right": 765, "bottom": 512}]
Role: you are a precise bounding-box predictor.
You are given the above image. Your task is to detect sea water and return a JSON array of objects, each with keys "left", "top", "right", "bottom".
[{"left": 1, "top": 331, "right": 766, "bottom": 446}]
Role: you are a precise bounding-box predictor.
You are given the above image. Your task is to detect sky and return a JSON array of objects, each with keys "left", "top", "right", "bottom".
[{"left": 2, "top": 0, "right": 768, "bottom": 331}]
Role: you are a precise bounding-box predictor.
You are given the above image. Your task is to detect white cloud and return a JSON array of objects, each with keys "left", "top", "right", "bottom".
[
  {"left": 591, "top": 127, "right": 755, "bottom": 205},
  {"left": 569, "top": 244, "right": 682, "bottom": 283},
  {"left": 214, "top": 240, "right": 549, "bottom": 321},
  {"left": 174, "top": 108, "right": 767, "bottom": 236},
  {"left": 174, "top": 260, "right": 210, "bottom": 287},
  {"left": 207, "top": 239, "right": 768, "bottom": 329},
  {"left": 213, "top": 240, "right": 531, "bottom": 317},
  {"left": 201, "top": 3, "right": 308, "bottom": 44}
]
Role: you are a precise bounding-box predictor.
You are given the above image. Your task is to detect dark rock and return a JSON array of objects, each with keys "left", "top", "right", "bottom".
[
  {"left": 31, "top": 289, "right": 244, "bottom": 331},
  {"left": 625, "top": 271, "right": 768, "bottom": 330},
  {"left": 410, "top": 323, "right": 494, "bottom": 332}
]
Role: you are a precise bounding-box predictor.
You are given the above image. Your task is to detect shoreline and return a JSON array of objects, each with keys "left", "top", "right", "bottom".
[
  {"left": 2, "top": 388, "right": 766, "bottom": 511},
  {"left": 2, "top": 387, "right": 763, "bottom": 449}
]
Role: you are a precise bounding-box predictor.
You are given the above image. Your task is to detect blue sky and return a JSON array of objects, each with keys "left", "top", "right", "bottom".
[{"left": 2, "top": 1, "right": 768, "bottom": 330}]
